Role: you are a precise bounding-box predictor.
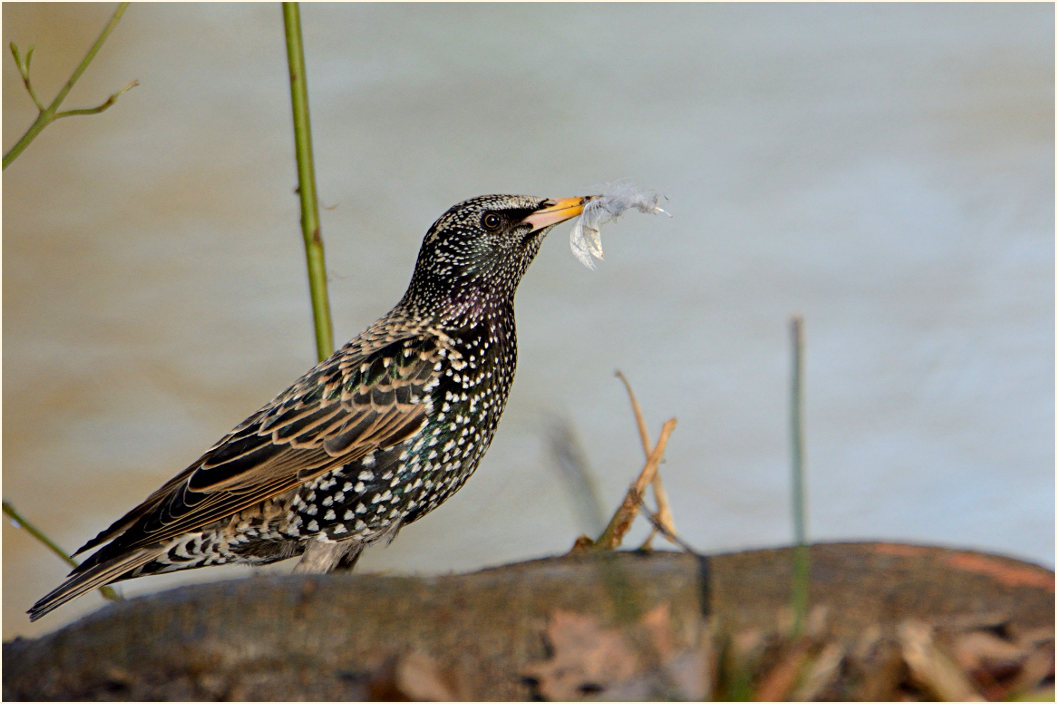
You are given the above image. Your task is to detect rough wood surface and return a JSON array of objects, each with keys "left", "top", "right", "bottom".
[{"left": 4, "top": 542, "right": 1053, "bottom": 700}]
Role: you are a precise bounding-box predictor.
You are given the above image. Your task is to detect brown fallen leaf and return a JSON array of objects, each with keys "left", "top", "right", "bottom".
[
  {"left": 367, "top": 651, "right": 460, "bottom": 701},
  {"left": 753, "top": 640, "right": 810, "bottom": 702},
  {"left": 394, "top": 651, "right": 460, "bottom": 701},
  {"left": 602, "top": 643, "right": 714, "bottom": 701},
  {"left": 899, "top": 620, "right": 985, "bottom": 701},
  {"left": 952, "top": 630, "right": 1027, "bottom": 673},
  {"left": 524, "top": 610, "right": 641, "bottom": 700},
  {"left": 1005, "top": 642, "right": 1055, "bottom": 698},
  {"left": 524, "top": 604, "right": 698, "bottom": 700}
]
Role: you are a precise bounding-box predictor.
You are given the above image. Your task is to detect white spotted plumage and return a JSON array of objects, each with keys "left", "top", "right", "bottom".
[{"left": 29, "top": 194, "right": 588, "bottom": 621}]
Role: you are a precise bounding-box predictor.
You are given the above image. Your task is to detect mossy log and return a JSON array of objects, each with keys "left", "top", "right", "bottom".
[{"left": 4, "top": 542, "right": 1053, "bottom": 700}]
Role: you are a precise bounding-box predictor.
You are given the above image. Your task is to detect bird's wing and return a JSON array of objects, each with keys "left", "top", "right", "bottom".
[{"left": 74, "top": 331, "right": 442, "bottom": 558}]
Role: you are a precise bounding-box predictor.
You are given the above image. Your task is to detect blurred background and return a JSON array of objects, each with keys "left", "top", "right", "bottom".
[{"left": 4, "top": 3, "right": 1052, "bottom": 639}]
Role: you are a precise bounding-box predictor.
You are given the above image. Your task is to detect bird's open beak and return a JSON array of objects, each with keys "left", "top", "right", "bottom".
[{"left": 521, "top": 197, "right": 586, "bottom": 232}]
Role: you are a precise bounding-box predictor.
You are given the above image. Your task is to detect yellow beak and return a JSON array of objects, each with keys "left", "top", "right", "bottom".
[{"left": 521, "top": 197, "right": 586, "bottom": 232}]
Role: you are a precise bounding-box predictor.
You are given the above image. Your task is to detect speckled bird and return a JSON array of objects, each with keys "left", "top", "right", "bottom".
[{"left": 29, "top": 194, "right": 587, "bottom": 621}]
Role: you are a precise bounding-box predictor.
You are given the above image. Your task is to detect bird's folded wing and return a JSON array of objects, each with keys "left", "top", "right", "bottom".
[{"left": 74, "top": 333, "right": 440, "bottom": 557}]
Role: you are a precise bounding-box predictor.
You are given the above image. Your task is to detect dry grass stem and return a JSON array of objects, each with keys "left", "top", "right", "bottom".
[
  {"left": 791, "top": 641, "right": 847, "bottom": 701},
  {"left": 3, "top": 501, "right": 122, "bottom": 602},
  {"left": 594, "top": 417, "right": 677, "bottom": 550},
  {"left": 615, "top": 371, "right": 678, "bottom": 548},
  {"left": 616, "top": 370, "right": 653, "bottom": 452},
  {"left": 898, "top": 620, "right": 985, "bottom": 701}
]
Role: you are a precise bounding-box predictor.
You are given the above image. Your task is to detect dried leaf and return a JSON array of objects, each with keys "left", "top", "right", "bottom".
[
  {"left": 638, "top": 602, "right": 678, "bottom": 661},
  {"left": 952, "top": 630, "right": 1027, "bottom": 673},
  {"left": 524, "top": 610, "right": 640, "bottom": 700},
  {"left": 365, "top": 651, "right": 459, "bottom": 701},
  {"left": 602, "top": 644, "right": 714, "bottom": 701},
  {"left": 753, "top": 641, "right": 810, "bottom": 701},
  {"left": 899, "top": 620, "right": 985, "bottom": 701},
  {"left": 524, "top": 604, "right": 690, "bottom": 700},
  {"left": 1006, "top": 642, "right": 1056, "bottom": 697},
  {"left": 395, "top": 651, "right": 460, "bottom": 701}
]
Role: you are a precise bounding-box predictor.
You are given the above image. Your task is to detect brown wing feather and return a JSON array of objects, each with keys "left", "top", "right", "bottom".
[
  {"left": 29, "top": 546, "right": 163, "bottom": 621},
  {"left": 74, "top": 329, "right": 440, "bottom": 557}
]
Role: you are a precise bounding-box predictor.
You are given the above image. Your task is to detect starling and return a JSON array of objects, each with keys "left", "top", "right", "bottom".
[{"left": 29, "top": 194, "right": 586, "bottom": 621}]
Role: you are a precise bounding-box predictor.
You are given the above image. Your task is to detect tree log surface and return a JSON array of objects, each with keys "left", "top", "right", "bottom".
[{"left": 5, "top": 542, "right": 1053, "bottom": 700}]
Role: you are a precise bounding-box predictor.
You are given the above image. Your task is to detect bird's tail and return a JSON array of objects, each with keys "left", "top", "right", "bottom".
[{"left": 28, "top": 548, "right": 160, "bottom": 622}]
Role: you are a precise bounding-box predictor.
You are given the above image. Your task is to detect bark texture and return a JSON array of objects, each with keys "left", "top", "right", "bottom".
[{"left": 4, "top": 542, "right": 1053, "bottom": 700}]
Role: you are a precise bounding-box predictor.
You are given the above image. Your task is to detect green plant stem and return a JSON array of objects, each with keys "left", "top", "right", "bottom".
[
  {"left": 789, "top": 315, "right": 809, "bottom": 637},
  {"left": 282, "top": 2, "right": 334, "bottom": 361},
  {"left": 3, "top": 2, "right": 134, "bottom": 170},
  {"left": 3, "top": 501, "right": 121, "bottom": 602}
]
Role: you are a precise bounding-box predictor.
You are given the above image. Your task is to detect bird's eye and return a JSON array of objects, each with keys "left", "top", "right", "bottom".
[{"left": 481, "top": 213, "right": 503, "bottom": 231}]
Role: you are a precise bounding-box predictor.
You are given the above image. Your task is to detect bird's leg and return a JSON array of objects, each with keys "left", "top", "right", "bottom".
[
  {"left": 334, "top": 545, "right": 364, "bottom": 571},
  {"left": 292, "top": 540, "right": 364, "bottom": 574},
  {"left": 328, "top": 517, "right": 405, "bottom": 572}
]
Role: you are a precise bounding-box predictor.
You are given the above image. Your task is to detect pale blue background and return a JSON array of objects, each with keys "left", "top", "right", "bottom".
[{"left": 4, "top": 3, "right": 1053, "bottom": 638}]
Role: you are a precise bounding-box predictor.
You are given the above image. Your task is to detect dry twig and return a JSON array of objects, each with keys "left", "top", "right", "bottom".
[
  {"left": 593, "top": 416, "right": 677, "bottom": 551},
  {"left": 615, "top": 371, "right": 678, "bottom": 549}
]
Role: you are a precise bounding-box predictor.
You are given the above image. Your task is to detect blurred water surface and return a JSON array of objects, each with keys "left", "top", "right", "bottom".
[{"left": 4, "top": 3, "right": 1052, "bottom": 638}]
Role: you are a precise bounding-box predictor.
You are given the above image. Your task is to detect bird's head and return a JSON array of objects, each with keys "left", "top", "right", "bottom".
[{"left": 402, "top": 194, "right": 585, "bottom": 323}]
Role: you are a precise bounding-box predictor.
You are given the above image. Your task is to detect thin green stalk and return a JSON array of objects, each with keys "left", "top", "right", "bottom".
[
  {"left": 3, "top": 501, "right": 121, "bottom": 602},
  {"left": 3, "top": 2, "right": 135, "bottom": 170},
  {"left": 282, "top": 2, "right": 334, "bottom": 361},
  {"left": 789, "top": 315, "right": 809, "bottom": 637}
]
